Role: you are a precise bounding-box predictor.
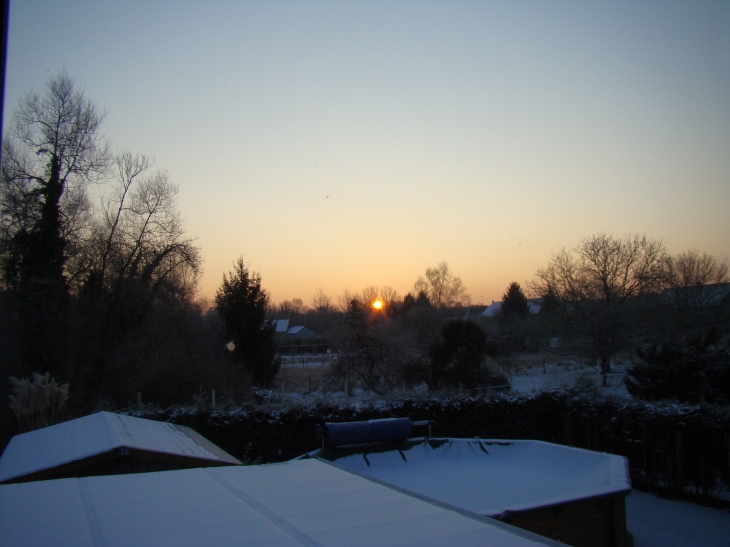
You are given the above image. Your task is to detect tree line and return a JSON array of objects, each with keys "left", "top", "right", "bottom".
[
  {"left": 1, "top": 74, "right": 727, "bottom": 440},
  {"left": 0, "top": 74, "right": 273, "bottom": 434},
  {"left": 272, "top": 236, "right": 728, "bottom": 400}
]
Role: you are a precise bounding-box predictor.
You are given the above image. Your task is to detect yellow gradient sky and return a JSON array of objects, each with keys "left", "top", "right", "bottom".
[{"left": 4, "top": 1, "right": 729, "bottom": 306}]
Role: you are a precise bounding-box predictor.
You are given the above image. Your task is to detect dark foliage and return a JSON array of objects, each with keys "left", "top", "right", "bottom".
[
  {"left": 215, "top": 257, "right": 280, "bottom": 387},
  {"left": 401, "top": 290, "right": 432, "bottom": 315},
  {"left": 426, "top": 320, "right": 503, "bottom": 390},
  {"left": 327, "top": 298, "right": 405, "bottom": 395},
  {"left": 1, "top": 74, "right": 110, "bottom": 378},
  {"left": 500, "top": 281, "right": 529, "bottom": 321},
  {"left": 625, "top": 337, "right": 730, "bottom": 404}
]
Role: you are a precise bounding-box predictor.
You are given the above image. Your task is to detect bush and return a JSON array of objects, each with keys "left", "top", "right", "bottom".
[
  {"left": 625, "top": 338, "right": 730, "bottom": 404},
  {"left": 428, "top": 320, "right": 504, "bottom": 390}
]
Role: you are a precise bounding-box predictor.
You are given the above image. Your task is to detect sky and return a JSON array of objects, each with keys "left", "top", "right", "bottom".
[{"left": 3, "top": 1, "right": 729, "bottom": 307}]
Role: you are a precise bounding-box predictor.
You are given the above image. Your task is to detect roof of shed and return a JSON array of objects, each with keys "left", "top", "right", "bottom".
[
  {"left": 0, "top": 459, "right": 562, "bottom": 547},
  {"left": 0, "top": 412, "right": 240, "bottom": 483}
]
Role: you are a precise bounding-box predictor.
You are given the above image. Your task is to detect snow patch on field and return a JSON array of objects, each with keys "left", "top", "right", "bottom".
[{"left": 510, "top": 360, "right": 632, "bottom": 398}]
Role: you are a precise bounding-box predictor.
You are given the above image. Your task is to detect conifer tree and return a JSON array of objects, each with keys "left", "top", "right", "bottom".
[
  {"left": 500, "top": 282, "right": 529, "bottom": 322},
  {"left": 214, "top": 257, "right": 279, "bottom": 387}
]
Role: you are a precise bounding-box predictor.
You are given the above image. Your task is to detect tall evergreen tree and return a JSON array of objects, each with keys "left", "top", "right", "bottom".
[
  {"left": 214, "top": 257, "right": 279, "bottom": 387},
  {"left": 500, "top": 281, "right": 529, "bottom": 322}
]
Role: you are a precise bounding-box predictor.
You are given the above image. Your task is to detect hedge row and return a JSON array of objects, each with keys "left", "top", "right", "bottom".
[{"left": 135, "top": 390, "right": 730, "bottom": 506}]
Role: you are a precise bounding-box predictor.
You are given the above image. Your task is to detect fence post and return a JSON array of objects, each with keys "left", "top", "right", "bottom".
[
  {"left": 563, "top": 413, "right": 572, "bottom": 446},
  {"left": 642, "top": 424, "right": 648, "bottom": 474},
  {"left": 676, "top": 430, "right": 683, "bottom": 490}
]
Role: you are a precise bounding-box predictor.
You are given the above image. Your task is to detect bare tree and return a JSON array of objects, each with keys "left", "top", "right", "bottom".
[
  {"left": 416, "top": 261, "right": 471, "bottom": 308},
  {"left": 311, "top": 287, "right": 332, "bottom": 312},
  {"left": 665, "top": 249, "right": 728, "bottom": 288},
  {"left": 532, "top": 233, "right": 667, "bottom": 386},
  {"left": 361, "top": 285, "right": 380, "bottom": 308},
  {"left": 1, "top": 72, "right": 111, "bottom": 290},
  {"left": 337, "top": 288, "right": 360, "bottom": 313},
  {"left": 89, "top": 152, "right": 201, "bottom": 303},
  {"left": 380, "top": 285, "right": 400, "bottom": 315},
  {"left": 663, "top": 249, "right": 729, "bottom": 334},
  {"left": 291, "top": 298, "right": 306, "bottom": 314},
  {"left": 0, "top": 73, "right": 111, "bottom": 377}
]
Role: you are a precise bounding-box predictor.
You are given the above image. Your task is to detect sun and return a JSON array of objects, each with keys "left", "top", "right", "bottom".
[{"left": 372, "top": 300, "right": 383, "bottom": 310}]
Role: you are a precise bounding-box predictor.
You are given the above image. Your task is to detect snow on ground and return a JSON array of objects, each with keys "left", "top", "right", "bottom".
[
  {"left": 509, "top": 359, "right": 632, "bottom": 398},
  {"left": 627, "top": 490, "right": 730, "bottom": 547}
]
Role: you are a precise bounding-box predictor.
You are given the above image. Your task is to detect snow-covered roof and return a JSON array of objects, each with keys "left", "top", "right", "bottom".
[
  {"left": 286, "top": 325, "right": 316, "bottom": 337},
  {"left": 0, "top": 411, "right": 240, "bottom": 483},
  {"left": 0, "top": 459, "right": 562, "bottom": 546},
  {"left": 480, "top": 300, "right": 542, "bottom": 317},
  {"left": 481, "top": 302, "right": 503, "bottom": 316},
  {"left": 270, "top": 319, "right": 290, "bottom": 332},
  {"left": 660, "top": 282, "right": 730, "bottom": 306},
  {"left": 317, "top": 438, "right": 631, "bottom": 518}
]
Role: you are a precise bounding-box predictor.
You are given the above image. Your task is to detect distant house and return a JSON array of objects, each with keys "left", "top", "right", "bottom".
[
  {"left": 287, "top": 325, "right": 317, "bottom": 339},
  {"left": 269, "top": 319, "right": 290, "bottom": 333},
  {"left": 462, "top": 306, "right": 487, "bottom": 320},
  {"left": 660, "top": 282, "right": 730, "bottom": 308},
  {"left": 480, "top": 301, "right": 503, "bottom": 317},
  {"left": 0, "top": 412, "right": 241, "bottom": 484},
  {"left": 480, "top": 299, "right": 542, "bottom": 318}
]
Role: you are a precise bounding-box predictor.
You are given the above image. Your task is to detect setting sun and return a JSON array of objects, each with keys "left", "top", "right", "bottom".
[{"left": 372, "top": 300, "right": 383, "bottom": 310}]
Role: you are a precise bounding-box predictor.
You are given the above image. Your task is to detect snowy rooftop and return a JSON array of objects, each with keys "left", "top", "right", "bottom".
[
  {"left": 481, "top": 300, "right": 542, "bottom": 317},
  {"left": 0, "top": 411, "right": 239, "bottom": 483},
  {"left": 0, "top": 459, "right": 562, "bottom": 547},
  {"left": 316, "top": 438, "right": 631, "bottom": 517},
  {"left": 270, "top": 318, "right": 290, "bottom": 332}
]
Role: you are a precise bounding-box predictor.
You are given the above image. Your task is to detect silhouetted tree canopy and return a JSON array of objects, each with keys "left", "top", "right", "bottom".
[
  {"left": 1, "top": 73, "right": 112, "bottom": 378},
  {"left": 500, "top": 282, "right": 529, "bottom": 322},
  {"left": 215, "top": 257, "right": 279, "bottom": 387},
  {"left": 532, "top": 233, "right": 667, "bottom": 385},
  {"left": 414, "top": 261, "right": 470, "bottom": 309},
  {"left": 427, "top": 320, "right": 502, "bottom": 390}
]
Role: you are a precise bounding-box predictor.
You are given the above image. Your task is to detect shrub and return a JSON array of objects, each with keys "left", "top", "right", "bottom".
[
  {"left": 625, "top": 338, "right": 730, "bottom": 404},
  {"left": 7, "top": 373, "right": 69, "bottom": 432}
]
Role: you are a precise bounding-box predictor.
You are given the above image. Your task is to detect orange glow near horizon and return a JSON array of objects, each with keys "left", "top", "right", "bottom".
[{"left": 372, "top": 300, "right": 383, "bottom": 310}]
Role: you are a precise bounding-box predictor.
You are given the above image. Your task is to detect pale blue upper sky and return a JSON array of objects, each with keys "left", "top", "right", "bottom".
[{"left": 4, "top": 1, "right": 730, "bottom": 305}]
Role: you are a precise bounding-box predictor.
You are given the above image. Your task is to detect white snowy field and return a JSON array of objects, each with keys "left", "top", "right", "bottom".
[
  {"left": 627, "top": 490, "right": 730, "bottom": 547},
  {"left": 509, "top": 358, "right": 632, "bottom": 398}
]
